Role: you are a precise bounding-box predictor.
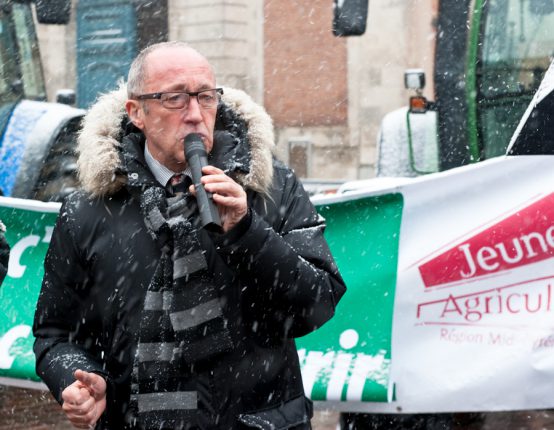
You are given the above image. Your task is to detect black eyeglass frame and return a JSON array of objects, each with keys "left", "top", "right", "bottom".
[{"left": 134, "top": 88, "right": 224, "bottom": 109}]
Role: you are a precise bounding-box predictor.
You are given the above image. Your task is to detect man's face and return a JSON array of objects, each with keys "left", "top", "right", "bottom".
[{"left": 126, "top": 47, "right": 218, "bottom": 172}]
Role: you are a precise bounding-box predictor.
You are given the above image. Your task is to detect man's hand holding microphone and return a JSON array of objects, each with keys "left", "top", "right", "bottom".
[{"left": 185, "top": 133, "right": 247, "bottom": 233}]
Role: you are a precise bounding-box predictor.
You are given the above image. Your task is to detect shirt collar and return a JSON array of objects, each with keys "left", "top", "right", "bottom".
[{"left": 144, "top": 142, "right": 191, "bottom": 187}]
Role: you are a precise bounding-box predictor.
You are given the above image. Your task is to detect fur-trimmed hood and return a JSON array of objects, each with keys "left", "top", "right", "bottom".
[{"left": 77, "top": 84, "right": 275, "bottom": 197}]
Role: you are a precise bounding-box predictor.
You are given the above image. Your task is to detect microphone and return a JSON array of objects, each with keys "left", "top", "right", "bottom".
[{"left": 184, "top": 133, "right": 222, "bottom": 232}]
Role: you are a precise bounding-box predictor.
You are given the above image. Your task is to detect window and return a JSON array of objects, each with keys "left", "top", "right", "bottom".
[{"left": 478, "top": 0, "right": 554, "bottom": 158}]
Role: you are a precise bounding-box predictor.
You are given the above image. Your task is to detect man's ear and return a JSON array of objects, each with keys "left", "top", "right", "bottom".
[{"left": 125, "top": 99, "right": 144, "bottom": 130}]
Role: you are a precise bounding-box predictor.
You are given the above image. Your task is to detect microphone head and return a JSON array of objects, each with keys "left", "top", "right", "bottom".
[{"left": 184, "top": 133, "right": 207, "bottom": 159}]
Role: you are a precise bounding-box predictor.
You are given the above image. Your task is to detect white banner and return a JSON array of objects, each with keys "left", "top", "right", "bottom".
[
  {"left": 391, "top": 155, "right": 554, "bottom": 412},
  {"left": 318, "top": 155, "right": 554, "bottom": 413}
]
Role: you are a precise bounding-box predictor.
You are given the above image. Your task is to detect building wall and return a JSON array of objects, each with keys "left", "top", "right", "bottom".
[
  {"left": 264, "top": 0, "right": 348, "bottom": 127},
  {"left": 263, "top": 0, "right": 354, "bottom": 179},
  {"left": 168, "top": 0, "right": 264, "bottom": 103}
]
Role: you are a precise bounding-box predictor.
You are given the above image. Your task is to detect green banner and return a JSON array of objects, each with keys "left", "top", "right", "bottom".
[
  {"left": 0, "top": 194, "right": 403, "bottom": 403},
  {"left": 297, "top": 193, "right": 403, "bottom": 402},
  {"left": 0, "top": 198, "right": 60, "bottom": 382}
]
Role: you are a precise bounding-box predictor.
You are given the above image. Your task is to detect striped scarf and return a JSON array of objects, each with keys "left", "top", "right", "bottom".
[{"left": 129, "top": 186, "right": 233, "bottom": 429}]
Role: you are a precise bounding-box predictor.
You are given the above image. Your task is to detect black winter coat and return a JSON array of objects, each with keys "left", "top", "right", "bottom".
[{"left": 33, "top": 85, "right": 346, "bottom": 430}]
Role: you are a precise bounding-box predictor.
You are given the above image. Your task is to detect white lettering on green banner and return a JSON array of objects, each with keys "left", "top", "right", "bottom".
[
  {"left": 0, "top": 198, "right": 60, "bottom": 381},
  {"left": 298, "top": 193, "right": 403, "bottom": 403}
]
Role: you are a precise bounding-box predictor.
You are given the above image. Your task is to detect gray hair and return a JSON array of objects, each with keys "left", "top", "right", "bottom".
[{"left": 127, "top": 41, "right": 197, "bottom": 98}]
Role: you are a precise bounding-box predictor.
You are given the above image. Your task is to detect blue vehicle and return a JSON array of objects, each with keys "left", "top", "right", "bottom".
[{"left": 0, "top": 0, "right": 83, "bottom": 201}]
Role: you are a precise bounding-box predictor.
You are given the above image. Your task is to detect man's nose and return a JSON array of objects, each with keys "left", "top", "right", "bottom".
[{"left": 183, "top": 97, "right": 203, "bottom": 122}]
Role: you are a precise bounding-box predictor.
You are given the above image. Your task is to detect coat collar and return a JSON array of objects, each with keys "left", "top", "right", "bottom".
[{"left": 77, "top": 84, "right": 275, "bottom": 197}]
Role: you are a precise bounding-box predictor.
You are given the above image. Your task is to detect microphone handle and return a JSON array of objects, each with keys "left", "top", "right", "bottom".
[
  {"left": 189, "top": 152, "right": 206, "bottom": 184},
  {"left": 189, "top": 154, "right": 222, "bottom": 231}
]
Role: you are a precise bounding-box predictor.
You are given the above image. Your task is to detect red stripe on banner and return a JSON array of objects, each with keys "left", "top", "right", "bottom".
[{"left": 419, "top": 193, "right": 554, "bottom": 287}]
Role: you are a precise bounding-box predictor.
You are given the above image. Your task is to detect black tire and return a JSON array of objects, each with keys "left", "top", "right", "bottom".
[{"left": 32, "top": 116, "right": 81, "bottom": 202}]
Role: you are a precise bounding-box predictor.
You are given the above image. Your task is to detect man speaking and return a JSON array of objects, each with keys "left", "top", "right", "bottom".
[{"left": 33, "top": 42, "right": 346, "bottom": 429}]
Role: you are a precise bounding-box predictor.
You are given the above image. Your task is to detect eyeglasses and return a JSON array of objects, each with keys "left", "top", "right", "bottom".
[{"left": 134, "top": 88, "right": 223, "bottom": 110}]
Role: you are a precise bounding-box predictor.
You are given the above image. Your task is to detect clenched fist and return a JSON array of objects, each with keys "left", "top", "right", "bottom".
[{"left": 61, "top": 369, "right": 107, "bottom": 429}]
